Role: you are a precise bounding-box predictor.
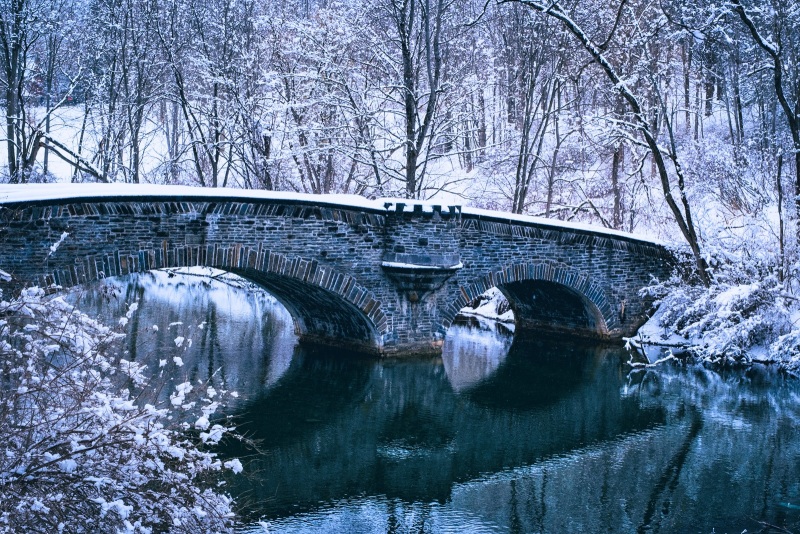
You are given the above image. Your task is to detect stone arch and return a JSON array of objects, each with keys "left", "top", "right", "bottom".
[
  {"left": 446, "top": 262, "right": 618, "bottom": 339},
  {"left": 41, "top": 245, "right": 388, "bottom": 354}
]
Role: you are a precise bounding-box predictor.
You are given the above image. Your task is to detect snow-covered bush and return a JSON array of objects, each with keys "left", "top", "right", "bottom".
[
  {"left": 644, "top": 264, "right": 797, "bottom": 368},
  {"left": 0, "top": 288, "right": 241, "bottom": 533}
]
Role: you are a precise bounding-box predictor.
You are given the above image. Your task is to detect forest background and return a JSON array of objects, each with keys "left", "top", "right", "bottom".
[{"left": 3, "top": 0, "right": 800, "bottom": 361}]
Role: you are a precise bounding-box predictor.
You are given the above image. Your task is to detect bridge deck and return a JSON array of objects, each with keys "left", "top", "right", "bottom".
[{"left": 0, "top": 183, "right": 665, "bottom": 247}]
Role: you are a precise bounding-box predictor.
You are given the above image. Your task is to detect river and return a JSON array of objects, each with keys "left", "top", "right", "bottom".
[{"left": 68, "top": 271, "right": 800, "bottom": 533}]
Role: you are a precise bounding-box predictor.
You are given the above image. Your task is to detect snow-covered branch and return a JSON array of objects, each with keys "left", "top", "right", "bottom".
[{"left": 0, "top": 288, "right": 243, "bottom": 532}]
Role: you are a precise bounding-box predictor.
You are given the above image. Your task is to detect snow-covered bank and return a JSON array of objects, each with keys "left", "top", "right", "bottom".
[
  {"left": 628, "top": 274, "right": 800, "bottom": 373},
  {"left": 459, "top": 280, "right": 800, "bottom": 374},
  {"left": 457, "top": 287, "right": 515, "bottom": 326}
]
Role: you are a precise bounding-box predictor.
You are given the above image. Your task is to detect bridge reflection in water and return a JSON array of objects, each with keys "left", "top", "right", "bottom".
[
  {"left": 228, "top": 335, "right": 665, "bottom": 525},
  {"left": 72, "top": 273, "right": 800, "bottom": 533},
  {"left": 234, "top": 339, "right": 800, "bottom": 534},
  {"left": 68, "top": 270, "right": 298, "bottom": 407}
]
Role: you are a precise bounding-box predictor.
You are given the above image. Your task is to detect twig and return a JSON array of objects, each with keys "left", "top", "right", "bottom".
[{"left": 751, "top": 517, "right": 795, "bottom": 534}]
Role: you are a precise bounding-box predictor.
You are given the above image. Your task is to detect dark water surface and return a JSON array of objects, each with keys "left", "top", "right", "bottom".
[{"left": 71, "top": 273, "right": 800, "bottom": 533}]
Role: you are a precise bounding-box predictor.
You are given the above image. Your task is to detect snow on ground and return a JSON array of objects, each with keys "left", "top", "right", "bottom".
[
  {"left": 458, "top": 287, "right": 515, "bottom": 324},
  {"left": 624, "top": 305, "right": 691, "bottom": 364}
]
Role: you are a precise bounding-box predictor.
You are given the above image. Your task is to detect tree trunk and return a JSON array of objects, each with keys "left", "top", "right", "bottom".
[
  {"left": 777, "top": 154, "right": 785, "bottom": 281},
  {"left": 400, "top": 0, "right": 418, "bottom": 198},
  {"left": 683, "top": 38, "right": 692, "bottom": 131},
  {"left": 611, "top": 144, "right": 623, "bottom": 229},
  {"left": 477, "top": 92, "right": 487, "bottom": 154}
]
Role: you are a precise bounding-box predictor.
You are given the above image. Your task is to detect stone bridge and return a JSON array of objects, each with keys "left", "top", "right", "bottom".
[{"left": 0, "top": 185, "right": 673, "bottom": 355}]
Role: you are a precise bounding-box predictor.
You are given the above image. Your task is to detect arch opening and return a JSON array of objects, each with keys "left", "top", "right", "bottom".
[
  {"left": 234, "top": 268, "right": 383, "bottom": 354},
  {"left": 498, "top": 279, "right": 608, "bottom": 339},
  {"left": 444, "top": 278, "right": 610, "bottom": 389},
  {"left": 450, "top": 263, "right": 617, "bottom": 343},
  {"left": 65, "top": 269, "right": 298, "bottom": 401},
  {"left": 36, "top": 245, "right": 387, "bottom": 355}
]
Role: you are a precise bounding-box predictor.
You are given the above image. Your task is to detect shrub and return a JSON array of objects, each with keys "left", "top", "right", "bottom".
[{"left": 0, "top": 287, "right": 241, "bottom": 533}]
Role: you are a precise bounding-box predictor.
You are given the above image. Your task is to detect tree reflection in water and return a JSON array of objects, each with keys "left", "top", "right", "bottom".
[
  {"left": 68, "top": 274, "right": 800, "bottom": 533},
  {"left": 234, "top": 333, "right": 800, "bottom": 533},
  {"left": 66, "top": 270, "right": 297, "bottom": 408}
]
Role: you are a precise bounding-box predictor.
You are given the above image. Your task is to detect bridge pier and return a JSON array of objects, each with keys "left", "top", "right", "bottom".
[
  {"left": 376, "top": 202, "right": 464, "bottom": 355},
  {"left": 0, "top": 186, "right": 673, "bottom": 356}
]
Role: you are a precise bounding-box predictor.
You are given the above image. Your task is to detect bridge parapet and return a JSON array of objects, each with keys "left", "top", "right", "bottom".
[{"left": 379, "top": 201, "right": 463, "bottom": 298}]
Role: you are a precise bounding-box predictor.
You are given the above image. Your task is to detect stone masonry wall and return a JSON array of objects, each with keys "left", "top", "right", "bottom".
[{"left": 0, "top": 196, "right": 673, "bottom": 355}]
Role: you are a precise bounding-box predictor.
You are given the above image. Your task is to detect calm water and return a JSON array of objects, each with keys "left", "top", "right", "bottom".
[{"left": 70, "top": 272, "right": 800, "bottom": 533}]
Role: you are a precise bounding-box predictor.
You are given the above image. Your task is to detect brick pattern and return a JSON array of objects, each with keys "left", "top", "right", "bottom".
[
  {"left": 0, "top": 197, "right": 673, "bottom": 355},
  {"left": 450, "top": 216, "right": 672, "bottom": 339}
]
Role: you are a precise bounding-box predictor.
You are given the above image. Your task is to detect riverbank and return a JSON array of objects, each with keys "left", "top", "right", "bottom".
[{"left": 463, "top": 282, "right": 800, "bottom": 374}]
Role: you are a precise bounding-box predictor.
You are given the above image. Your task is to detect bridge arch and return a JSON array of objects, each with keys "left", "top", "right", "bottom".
[
  {"left": 42, "top": 246, "right": 388, "bottom": 354},
  {"left": 448, "top": 262, "right": 619, "bottom": 339}
]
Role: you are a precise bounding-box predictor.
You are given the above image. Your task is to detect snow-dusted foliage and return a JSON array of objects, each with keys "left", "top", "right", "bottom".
[
  {"left": 0, "top": 288, "right": 240, "bottom": 532},
  {"left": 648, "top": 275, "right": 788, "bottom": 361},
  {"left": 640, "top": 248, "right": 800, "bottom": 370}
]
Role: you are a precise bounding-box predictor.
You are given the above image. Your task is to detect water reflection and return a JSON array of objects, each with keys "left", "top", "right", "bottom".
[
  {"left": 459, "top": 335, "right": 611, "bottom": 411},
  {"left": 66, "top": 270, "right": 297, "bottom": 407},
  {"left": 622, "top": 364, "right": 800, "bottom": 533},
  {"left": 441, "top": 316, "right": 513, "bottom": 392},
  {"left": 68, "top": 275, "right": 800, "bottom": 533},
  {"left": 231, "top": 343, "right": 800, "bottom": 532},
  {"left": 228, "top": 333, "right": 664, "bottom": 526}
]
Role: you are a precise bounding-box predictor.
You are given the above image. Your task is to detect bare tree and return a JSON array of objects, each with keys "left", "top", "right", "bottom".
[
  {"left": 502, "top": 0, "right": 710, "bottom": 284},
  {"left": 372, "top": 0, "right": 454, "bottom": 198},
  {"left": 731, "top": 0, "right": 800, "bottom": 217},
  {"left": 1, "top": 0, "right": 54, "bottom": 182}
]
